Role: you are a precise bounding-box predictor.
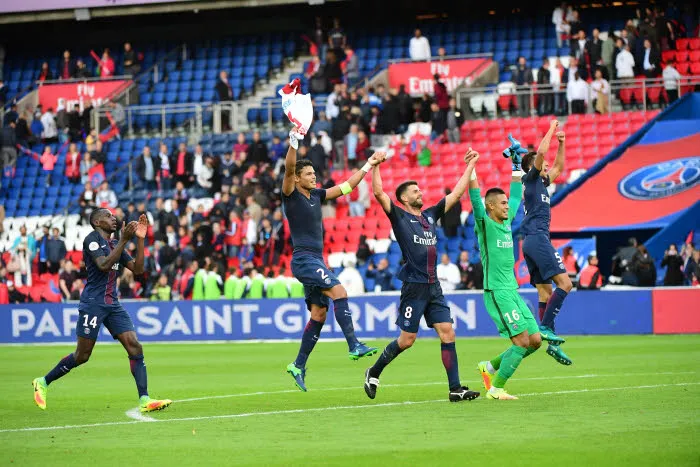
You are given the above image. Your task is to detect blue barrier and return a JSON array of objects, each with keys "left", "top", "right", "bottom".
[{"left": 0, "top": 289, "right": 653, "bottom": 344}]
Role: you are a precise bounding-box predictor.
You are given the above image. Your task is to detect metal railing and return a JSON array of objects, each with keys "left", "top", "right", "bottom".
[
  {"left": 93, "top": 102, "right": 207, "bottom": 140},
  {"left": 456, "top": 76, "right": 700, "bottom": 118}
]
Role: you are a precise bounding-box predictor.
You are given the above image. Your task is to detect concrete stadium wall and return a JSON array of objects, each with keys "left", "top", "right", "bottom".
[{"left": 2, "top": 288, "right": 698, "bottom": 344}]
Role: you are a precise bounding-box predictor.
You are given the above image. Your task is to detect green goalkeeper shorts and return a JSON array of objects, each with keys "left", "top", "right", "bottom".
[{"left": 483, "top": 289, "right": 539, "bottom": 339}]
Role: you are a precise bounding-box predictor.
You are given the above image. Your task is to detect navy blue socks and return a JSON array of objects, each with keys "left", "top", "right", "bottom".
[
  {"left": 369, "top": 339, "right": 404, "bottom": 378},
  {"left": 294, "top": 318, "right": 324, "bottom": 368},
  {"left": 541, "top": 288, "right": 568, "bottom": 330},
  {"left": 129, "top": 354, "right": 149, "bottom": 398},
  {"left": 441, "top": 342, "right": 461, "bottom": 391},
  {"left": 44, "top": 353, "right": 79, "bottom": 385},
  {"left": 333, "top": 298, "right": 359, "bottom": 350}
]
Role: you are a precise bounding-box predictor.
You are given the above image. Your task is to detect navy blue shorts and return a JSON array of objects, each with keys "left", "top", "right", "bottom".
[
  {"left": 77, "top": 303, "right": 135, "bottom": 340},
  {"left": 291, "top": 254, "right": 341, "bottom": 311},
  {"left": 522, "top": 233, "right": 566, "bottom": 286},
  {"left": 396, "top": 282, "right": 453, "bottom": 333}
]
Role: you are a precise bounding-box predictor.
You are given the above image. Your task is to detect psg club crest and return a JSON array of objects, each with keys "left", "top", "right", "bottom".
[{"left": 618, "top": 157, "right": 700, "bottom": 201}]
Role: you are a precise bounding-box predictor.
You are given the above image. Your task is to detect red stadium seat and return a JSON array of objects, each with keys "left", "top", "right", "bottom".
[
  {"left": 662, "top": 50, "right": 676, "bottom": 63},
  {"left": 676, "top": 38, "right": 690, "bottom": 50},
  {"left": 676, "top": 61, "right": 691, "bottom": 74},
  {"left": 675, "top": 50, "right": 689, "bottom": 62},
  {"left": 689, "top": 38, "right": 700, "bottom": 50},
  {"left": 618, "top": 88, "right": 634, "bottom": 105},
  {"left": 646, "top": 87, "right": 665, "bottom": 105},
  {"left": 690, "top": 62, "right": 700, "bottom": 75},
  {"left": 690, "top": 51, "right": 700, "bottom": 63}
]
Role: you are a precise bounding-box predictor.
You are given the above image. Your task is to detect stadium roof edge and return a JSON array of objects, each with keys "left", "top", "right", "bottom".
[{"left": 0, "top": 0, "right": 346, "bottom": 25}]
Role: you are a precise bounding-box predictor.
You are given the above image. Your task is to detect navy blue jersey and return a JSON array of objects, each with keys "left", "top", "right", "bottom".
[
  {"left": 386, "top": 198, "right": 446, "bottom": 284},
  {"left": 521, "top": 166, "right": 552, "bottom": 236},
  {"left": 80, "top": 231, "right": 133, "bottom": 305},
  {"left": 282, "top": 188, "right": 326, "bottom": 255}
]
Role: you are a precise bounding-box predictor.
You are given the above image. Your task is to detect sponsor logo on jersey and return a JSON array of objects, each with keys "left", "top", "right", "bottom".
[
  {"left": 618, "top": 157, "right": 700, "bottom": 200},
  {"left": 413, "top": 231, "right": 437, "bottom": 246},
  {"left": 541, "top": 194, "right": 550, "bottom": 204}
]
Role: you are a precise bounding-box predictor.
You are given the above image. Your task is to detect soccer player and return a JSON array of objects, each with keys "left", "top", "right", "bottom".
[
  {"left": 362, "top": 150, "right": 481, "bottom": 403},
  {"left": 468, "top": 149, "right": 543, "bottom": 400},
  {"left": 283, "top": 129, "right": 386, "bottom": 392},
  {"left": 32, "top": 210, "right": 171, "bottom": 413},
  {"left": 519, "top": 121, "right": 573, "bottom": 365}
]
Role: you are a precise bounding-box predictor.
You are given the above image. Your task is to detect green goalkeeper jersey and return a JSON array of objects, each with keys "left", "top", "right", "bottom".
[{"left": 469, "top": 181, "right": 523, "bottom": 291}]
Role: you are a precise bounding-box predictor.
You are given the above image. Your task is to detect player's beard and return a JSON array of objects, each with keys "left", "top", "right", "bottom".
[{"left": 409, "top": 198, "right": 423, "bottom": 208}]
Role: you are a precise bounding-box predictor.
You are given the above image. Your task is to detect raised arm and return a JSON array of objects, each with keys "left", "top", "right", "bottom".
[
  {"left": 125, "top": 214, "right": 147, "bottom": 275},
  {"left": 326, "top": 152, "right": 387, "bottom": 201},
  {"left": 282, "top": 130, "right": 302, "bottom": 196},
  {"left": 508, "top": 178, "right": 523, "bottom": 221},
  {"left": 534, "top": 119, "right": 558, "bottom": 171},
  {"left": 466, "top": 152, "right": 485, "bottom": 220},
  {"left": 547, "top": 131, "right": 566, "bottom": 182},
  {"left": 371, "top": 162, "right": 392, "bottom": 214},
  {"left": 445, "top": 148, "right": 480, "bottom": 213}
]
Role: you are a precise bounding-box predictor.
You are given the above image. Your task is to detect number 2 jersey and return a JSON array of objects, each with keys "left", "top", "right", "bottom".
[
  {"left": 469, "top": 182, "right": 522, "bottom": 291},
  {"left": 81, "top": 230, "right": 133, "bottom": 305}
]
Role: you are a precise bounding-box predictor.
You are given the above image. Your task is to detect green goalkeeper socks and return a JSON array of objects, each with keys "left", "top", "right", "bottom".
[
  {"left": 490, "top": 346, "right": 537, "bottom": 371},
  {"left": 492, "top": 345, "right": 528, "bottom": 388}
]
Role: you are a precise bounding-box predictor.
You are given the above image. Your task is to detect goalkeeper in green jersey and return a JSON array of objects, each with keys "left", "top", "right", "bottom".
[{"left": 464, "top": 149, "right": 542, "bottom": 400}]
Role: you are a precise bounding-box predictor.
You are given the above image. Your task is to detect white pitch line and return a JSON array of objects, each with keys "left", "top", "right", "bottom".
[
  {"left": 2, "top": 381, "right": 699, "bottom": 434},
  {"left": 124, "top": 408, "right": 157, "bottom": 422}
]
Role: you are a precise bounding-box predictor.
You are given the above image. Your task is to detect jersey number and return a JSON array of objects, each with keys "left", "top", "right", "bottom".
[
  {"left": 83, "top": 315, "right": 98, "bottom": 328},
  {"left": 554, "top": 252, "right": 563, "bottom": 264},
  {"left": 504, "top": 310, "right": 521, "bottom": 324},
  {"left": 404, "top": 306, "right": 413, "bottom": 319},
  {"left": 316, "top": 268, "right": 328, "bottom": 280}
]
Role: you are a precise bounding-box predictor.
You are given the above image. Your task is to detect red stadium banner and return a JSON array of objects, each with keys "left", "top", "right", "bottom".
[
  {"left": 37, "top": 79, "right": 131, "bottom": 112},
  {"left": 388, "top": 58, "right": 490, "bottom": 97},
  {"left": 652, "top": 288, "right": 700, "bottom": 334}
]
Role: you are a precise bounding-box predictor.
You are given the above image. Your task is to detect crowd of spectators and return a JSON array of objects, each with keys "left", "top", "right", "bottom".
[{"left": 34, "top": 43, "right": 141, "bottom": 83}]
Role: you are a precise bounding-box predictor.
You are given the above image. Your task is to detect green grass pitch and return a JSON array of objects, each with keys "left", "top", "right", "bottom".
[{"left": 1, "top": 335, "right": 699, "bottom": 466}]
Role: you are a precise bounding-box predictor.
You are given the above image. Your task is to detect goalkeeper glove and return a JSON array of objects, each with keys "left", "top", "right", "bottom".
[{"left": 502, "top": 133, "right": 528, "bottom": 169}]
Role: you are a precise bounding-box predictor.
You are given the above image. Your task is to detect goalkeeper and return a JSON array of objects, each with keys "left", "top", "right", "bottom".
[{"left": 465, "top": 143, "right": 542, "bottom": 400}]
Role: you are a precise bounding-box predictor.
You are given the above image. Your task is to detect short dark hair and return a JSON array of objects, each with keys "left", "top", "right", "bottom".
[
  {"left": 521, "top": 151, "right": 538, "bottom": 173},
  {"left": 295, "top": 159, "right": 314, "bottom": 176},
  {"left": 89, "top": 208, "right": 108, "bottom": 229},
  {"left": 484, "top": 187, "right": 506, "bottom": 212},
  {"left": 396, "top": 180, "right": 417, "bottom": 204}
]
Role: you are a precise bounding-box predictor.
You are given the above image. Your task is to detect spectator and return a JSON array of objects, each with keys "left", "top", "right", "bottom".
[
  {"left": 689, "top": 249, "right": 700, "bottom": 286},
  {"left": 156, "top": 142, "right": 173, "bottom": 191},
  {"left": 537, "top": 60, "right": 553, "bottom": 116},
  {"left": 571, "top": 30, "right": 588, "bottom": 65},
  {"left": 15, "top": 111, "right": 31, "bottom": 147},
  {"left": 347, "top": 168, "right": 370, "bottom": 217},
  {"left": 59, "top": 260, "right": 78, "bottom": 300},
  {"left": 0, "top": 79, "right": 7, "bottom": 106},
  {"left": 248, "top": 131, "right": 269, "bottom": 165},
  {"left": 663, "top": 60, "right": 681, "bottom": 103},
  {"left": 7, "top": 281, "right": 28, "bottom": 304},
  {"left": 602, "top": 28, "right": 617, "bottom": 80},
  {"left": 356, "top": 234, "right": 372, "bottom": 266},
  {"left": 562, "top": 246, "right": 580, "bottom": 280},
  {"left": 323, "top": 50, "right": 343, "bottom": 89},
  {"left": 430, "top": 102, "right": 446, "bottom": 141},
  {"left": 338, "top": 256, "right": 365, "bottom": 296},
  {"left": 442, "top": 188, "right": 461, "bottom": 238},
  {"left": 150, "top": 274, "right": 172, "bottom": 301},
  {"left": 64, "top": 143, "right": 81, "bottom": 184},
  {"left": 1, "top": 121, "right": 18, "bottom": 171},
  {"left": 567, "top": 71, "right": 588, "bottom": 114},
  {"left": 514, "top": 57, "right": 533, "bottom": 117},
  {"left": 325, "top": 83, "right": 342, "bottom": 119},
  {"left": 311, "top": 16, "right": 328, "bottom": 61},
  {"left": 457, "top": 251, "right": 483, "bottom": 290},
  {"left": 409, "top": 28, "right": 431, "bottom": 61},
  {"left": 269, "top": 134, "right": 286, "bottom": 165},
  {"left": 171, "top": 142, "right": 193, "bottom": 186},
  {"left": 123, "top": 42, "right": 141, "bottom": 76},
  {"left": 90, "top": 139, "right": 105, "bottom": 164},
  {"left": 39, "top": 146, "right": 57, "bottom": 186},
  {"left": 136, "top": 146, "right": 159, "bottom": 191},
  {"left": 95, "top": 181, "right": 118, "bottom": 208},
  {"left": 328, "top": 17, "right": 347, "bottom": 61},
  {"left": 579, "top": 253, "right": 603, "bottom": 289},
  {"left": 366, "top": 258, "right": 394, "bottom": 292},
  {"left": 59, "top": 50, "right": 75, "bottom": 80},
  {"left": 73, "top": 58, "right": 90, "bottom": 78},
  {"left": 79, "top": 152, "right": 94, "bottom": 185},
  {"left": 616, "top": 44, "right": 635, "bottom": 80},
  {"left": 397, "top": 84, "right": 413, "bottom": 129},
  {"left": 342, "top": 45, "right": 360, "bottom": 86},
  {"left": 305, "top": 55, "right": 321, "bottom": 79},
  {"left": 97, "top": 49, "right": 116, "bottom": 78},
  {"left": 78, "top": 181, "right": 97, "bottom": 223},
  {"left": 232, "top": 133, "right": 248, "bottom": 161},
  {"left": 29, "top": 114, "right": 44, "bottom": 145},
  {"left": 196, "top": 156, "right": 215, "bottom": 195},
  {"left": 591, "top": 69, "right": 610, "bottom": 114},
  {"left": 41, "top": 107, "right": 58, "bottom": 143},
  {"left": 552, "top": 2, "right": 573, "bottom": 48},
  {"left": 37, "top": 225, "right": 51, "bottom": 274},
  {"left": 45, "top": 227, "right": 67, "bottom": 275},
  {"left": 218, "top": 152, "right": 236, "bottom": 189},
  {"left": 4, "top": 103, "right": 18, "bottom": 126},
  {"left": 38, "top": 62, "right": 54, "bottom": 82},
  {"left": 9, "top": 243, "right": 32, "bottom": 287},
  {"left": 67, "top": 104, "right": 81, "bottom": 142},
  {"left": 587, "top": 28, "right": 603, "bottom": 71},
  {"left": 661, "top": 243, "right": 685, "bottom": 286},
  {"left": 215, "top": 71, "right": 234, "bottom": 130},
  {"left": 568, "top": 10, "right": 583, "bottom": 43},
  {"left": 436, "top": 47, "right": 447, "bottom": 61},
  {"left": 641, "top": 39, "right": 661, "bottom": 78},
  {"left": 632, "top": 245, "right": 656, "bottom": 286}
]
